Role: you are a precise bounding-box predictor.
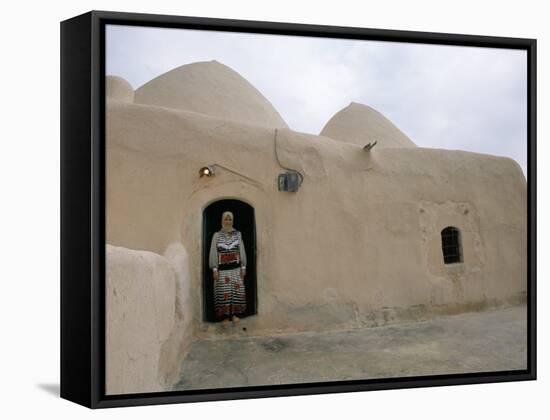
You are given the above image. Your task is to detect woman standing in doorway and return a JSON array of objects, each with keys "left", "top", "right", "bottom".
[{"left": 209, "top": 211, "right": 247, "bottom": 325}]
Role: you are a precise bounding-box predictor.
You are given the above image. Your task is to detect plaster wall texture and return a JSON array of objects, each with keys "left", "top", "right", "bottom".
[
  {"left": 104, "top": 62, "right": 526, "bottom": 391},
  {"left": 105, "top": 243, "right": 193, "bottom": 395}
]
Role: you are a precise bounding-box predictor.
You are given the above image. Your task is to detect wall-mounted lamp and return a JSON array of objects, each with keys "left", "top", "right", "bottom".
[
  {"left": 198, "top": 164, "right": 261, "bottom": 187},
  {"left": 199, "top": 165, "right": 215, "bottom": 178}
]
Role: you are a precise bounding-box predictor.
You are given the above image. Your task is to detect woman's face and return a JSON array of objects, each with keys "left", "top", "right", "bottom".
[{"left": 222, "top": 213, "right": 233, "bottom": 229}]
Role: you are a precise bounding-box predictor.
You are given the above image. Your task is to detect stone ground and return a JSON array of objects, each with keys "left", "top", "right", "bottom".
[{"left": 172, "top": 305, "right": 527, "bottom": 391}]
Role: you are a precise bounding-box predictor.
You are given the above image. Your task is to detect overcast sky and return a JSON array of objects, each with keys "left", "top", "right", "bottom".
[{"left": 106, "top": 24, "right": 527, "bottom": 176}]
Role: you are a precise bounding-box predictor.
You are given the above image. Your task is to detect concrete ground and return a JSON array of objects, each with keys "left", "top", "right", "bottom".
[{"left": 172, "top": 305, "right": 527, "bottom": 391}]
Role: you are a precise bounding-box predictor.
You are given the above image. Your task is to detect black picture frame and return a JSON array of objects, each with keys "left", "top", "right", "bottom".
[{"left": 60, "top": 10, "right": 537, "bottom": 409}]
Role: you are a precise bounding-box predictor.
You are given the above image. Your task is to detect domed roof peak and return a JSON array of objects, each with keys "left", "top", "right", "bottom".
[
  {"left": 106, "top": 75, "right": 134, "bottom": 103},
  {"left": 134, "top": 60, "right": 288, "bottom": 129},
  {"left": 320, "top": 102, "right": 416, "bottom": 148}
]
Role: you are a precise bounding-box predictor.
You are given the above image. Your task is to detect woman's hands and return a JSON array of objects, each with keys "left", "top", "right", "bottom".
[
  {"left": 240, "top": 267, "right": 246, "bottom": 279},
  {"left": 213, "top": 270, "right": 219, "bottom": 280}
]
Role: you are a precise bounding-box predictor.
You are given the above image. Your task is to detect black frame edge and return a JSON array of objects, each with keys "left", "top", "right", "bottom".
[
  {"left": 60, "top": 11, "right": 94, "bottom": 408},
  {"left": 94, "top": 371, "right": 534, "bottom": 409},
  {"left": 91, "top": 9, "right": 534, "bottom": 48},
  {"left": 91, "top": 10, "right": 106, "bottom": 409},
  {"left": 527, "top": 38, "right": 537, "bottom": 380}
]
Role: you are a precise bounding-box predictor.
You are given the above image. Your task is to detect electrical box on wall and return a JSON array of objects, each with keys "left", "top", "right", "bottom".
[{"left": 278, "top": 172, "right": 301, "bottom": 192}]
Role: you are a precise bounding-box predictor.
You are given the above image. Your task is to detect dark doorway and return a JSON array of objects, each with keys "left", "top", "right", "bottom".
[{"left": 202, "top": 199, "right": 257, "bottom": 322}]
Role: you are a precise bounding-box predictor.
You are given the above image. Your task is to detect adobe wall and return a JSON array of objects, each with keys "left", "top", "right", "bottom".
[
  {"left": 105, "top": 243, "right": 193, "bottom": 394},
  {"left": 105, "top": 98, "right": 527, "bottom": 337}
]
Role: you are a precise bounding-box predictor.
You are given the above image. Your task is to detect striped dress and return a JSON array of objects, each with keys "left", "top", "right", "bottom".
[{"left": 209, "top": 229, "right": 247, "bottom": 320}]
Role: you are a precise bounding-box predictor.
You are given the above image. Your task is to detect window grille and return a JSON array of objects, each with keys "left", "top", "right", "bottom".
[{"left": 441, "top": 226, "right": 462, "bottom": 264}]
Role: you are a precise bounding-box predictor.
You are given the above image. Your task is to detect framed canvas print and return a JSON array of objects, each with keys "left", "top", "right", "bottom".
[{"left": 60, "top": 10, "right": 536, "bottom": 408}]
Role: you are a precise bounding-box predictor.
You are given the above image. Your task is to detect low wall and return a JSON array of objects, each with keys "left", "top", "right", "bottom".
[{"left": 105, "top": 243, "right": 193, "bottom": 395}]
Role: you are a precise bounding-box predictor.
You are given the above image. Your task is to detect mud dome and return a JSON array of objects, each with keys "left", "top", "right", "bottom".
[{"left": 104, "top": 61, "right": 527, "bottom": 394}]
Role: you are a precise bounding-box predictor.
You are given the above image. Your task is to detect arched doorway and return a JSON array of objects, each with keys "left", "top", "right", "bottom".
[{"left": 202, "top": 199, "right": 257, "bottom": 322}]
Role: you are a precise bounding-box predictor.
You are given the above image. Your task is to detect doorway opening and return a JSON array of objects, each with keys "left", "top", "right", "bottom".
[{"left": 202, "top": 199, "right": 257, "bottom": 322}]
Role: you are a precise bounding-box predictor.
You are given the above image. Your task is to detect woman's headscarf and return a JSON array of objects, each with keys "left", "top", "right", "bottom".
[{"left": 221, "top": 211, "right": 234, "bottom": 232}]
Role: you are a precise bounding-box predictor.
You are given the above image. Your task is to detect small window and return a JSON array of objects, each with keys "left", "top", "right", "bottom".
[{"left": 441, "top": 226, "right": 462, "bottom": 264}]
